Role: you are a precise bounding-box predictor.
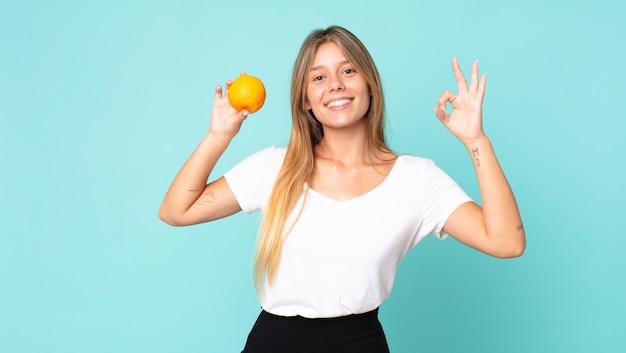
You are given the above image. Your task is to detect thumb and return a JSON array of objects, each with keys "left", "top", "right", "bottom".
[{"left": 433, "top": 106, "right": 448, "bottom": 124}]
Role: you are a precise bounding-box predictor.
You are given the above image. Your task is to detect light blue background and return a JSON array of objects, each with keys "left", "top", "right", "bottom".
[{"left": 1, "top": 0, "right": 624, "bottom": 352}]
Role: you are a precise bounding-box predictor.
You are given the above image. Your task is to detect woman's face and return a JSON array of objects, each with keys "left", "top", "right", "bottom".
[{"left": 304, "top": 42, "right": 371, "bottom": 131}]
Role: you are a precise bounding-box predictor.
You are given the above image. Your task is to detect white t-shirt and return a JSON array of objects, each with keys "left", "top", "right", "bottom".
[{"left": 224, "top": 146, "right": 472, "bottom": 318}]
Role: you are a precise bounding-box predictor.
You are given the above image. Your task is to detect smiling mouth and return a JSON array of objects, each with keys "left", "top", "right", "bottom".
[{"left": 326, "top": 99, "right": 352, "bottom": 108}]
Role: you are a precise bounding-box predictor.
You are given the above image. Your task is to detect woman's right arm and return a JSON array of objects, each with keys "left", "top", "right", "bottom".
[{"left": 158, "top": 80, "right": 249, "bottom": 226}]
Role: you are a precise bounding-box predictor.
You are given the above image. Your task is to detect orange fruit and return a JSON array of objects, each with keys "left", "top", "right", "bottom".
[{"left": 227, "top": 74, "right": 266, "bottom": 113}]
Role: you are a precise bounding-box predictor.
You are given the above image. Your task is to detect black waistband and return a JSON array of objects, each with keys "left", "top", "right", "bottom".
[{"left": 259, "top": 308, "right": 380, "bottom": 331}]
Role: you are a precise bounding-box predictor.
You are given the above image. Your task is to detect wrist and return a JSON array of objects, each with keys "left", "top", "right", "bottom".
[
  {"left": 206, "top": 130, "right": 234, "bottom": 147},
  {"left": 462, "top": 134, "right": 489, "bottom": 148},
  {"left": 463, "top": 135, "right": 492, "bottom": 168}
]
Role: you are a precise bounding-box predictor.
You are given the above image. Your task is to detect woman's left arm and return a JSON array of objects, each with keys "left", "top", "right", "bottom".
[{"left": 434, "top": 58, "right": 525, "bottom": 258}]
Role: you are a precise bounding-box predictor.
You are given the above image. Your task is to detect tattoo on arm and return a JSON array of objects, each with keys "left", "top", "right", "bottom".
[
  {"left": 187, "top": 189, "right": 200, "bottom": 192},
  {"left": 472, "top": 148, "right": 480, "bottom": 167},
  {"left": 197, "top": 191, "right": 218, "bottom": 205},
  {"left": 516, "top": 224, "right": 524, "bottom": 231}
]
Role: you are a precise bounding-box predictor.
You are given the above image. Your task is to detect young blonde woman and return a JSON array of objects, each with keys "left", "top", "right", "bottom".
[{"left": 159, "top": 25, "right": 525, "bottom": 353}]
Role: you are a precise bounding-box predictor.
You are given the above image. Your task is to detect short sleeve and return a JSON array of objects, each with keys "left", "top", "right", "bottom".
[
  {"left": 419, "top": 159, "right": 473, "bottom": 239},
  {"left": 223, "top": 146, "right": 286, "bottom": 213}
]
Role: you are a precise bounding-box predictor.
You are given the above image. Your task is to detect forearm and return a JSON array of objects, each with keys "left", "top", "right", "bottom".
[
  {"left": 159, "top": 131, "right": 231, "bottom": 222},
  {"left": 465, "top": 136, "right": 525, "bottom": 255}
]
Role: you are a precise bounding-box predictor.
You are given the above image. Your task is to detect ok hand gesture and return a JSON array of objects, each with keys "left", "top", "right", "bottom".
[{"left": 434, "top": 58, "right": 487, "bottom": 145}]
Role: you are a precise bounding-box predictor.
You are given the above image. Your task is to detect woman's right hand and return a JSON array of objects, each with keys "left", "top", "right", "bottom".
[{"left": 208, "top": 74, "right": 250, "bottom": 141}]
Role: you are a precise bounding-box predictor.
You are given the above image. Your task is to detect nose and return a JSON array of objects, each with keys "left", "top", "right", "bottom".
[{"left": 328, "top": 74, "right": 344, "bottom": 92}]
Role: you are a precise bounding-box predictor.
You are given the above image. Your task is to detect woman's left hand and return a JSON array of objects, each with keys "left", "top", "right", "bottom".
[{"left": 434, "top": 58, "right": 487, "bottom": 145}]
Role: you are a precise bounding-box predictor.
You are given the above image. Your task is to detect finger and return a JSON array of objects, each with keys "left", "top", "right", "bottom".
[
  {"left": 433, "top": 106, "right": 448, "bottom": 124},
  {"left": 224, "top": 79, "right": 233, "bottom": 96},
  {"left": 469, "top": 60, "right": 479, "bottom": 95},
  {"left": 437, "top": 90, "right": 457, "bottom": 108},
  {"left": 477, "top": 73, "right": 487, "bottom": 101},
  {"left": 215, "top": 85, "right": 223, "bottom": 99},
  {"left": 451, "top": 57, "right": 468, "bottom": 92},
  {"left": 240, "top": 71, "right": 247, "bottom": 76}
]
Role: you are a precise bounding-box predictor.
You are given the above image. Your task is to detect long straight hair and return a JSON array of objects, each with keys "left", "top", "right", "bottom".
[{"left": 254, "top": 26, "right": 391, "bottom": 289}]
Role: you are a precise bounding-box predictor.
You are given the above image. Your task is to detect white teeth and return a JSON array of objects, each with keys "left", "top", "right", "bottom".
[{"left": 326, "top": 99, "right": 351, "bottom": 108}]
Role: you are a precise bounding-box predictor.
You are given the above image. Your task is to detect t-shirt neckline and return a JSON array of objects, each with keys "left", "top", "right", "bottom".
[{"left": 305, "top": 155, "right": 404, "bottom": 203}]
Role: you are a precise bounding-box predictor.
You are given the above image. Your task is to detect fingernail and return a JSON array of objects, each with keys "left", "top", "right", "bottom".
[{"left": 243, "top": 111, "right": 249, "bottom": 117}]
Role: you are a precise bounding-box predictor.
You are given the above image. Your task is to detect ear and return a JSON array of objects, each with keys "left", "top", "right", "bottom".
[{"left": 304, "top": 98, "right": 311, "bottom": 110}]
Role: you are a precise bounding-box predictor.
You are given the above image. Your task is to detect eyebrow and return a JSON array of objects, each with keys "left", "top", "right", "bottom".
[{"left": 309, "top": 60, "right": 351, "bottom": 72}]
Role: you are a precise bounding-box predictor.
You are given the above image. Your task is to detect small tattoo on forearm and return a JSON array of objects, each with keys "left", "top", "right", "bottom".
[
  {"left": 188, "top": 189, "right": 200, "bottom": 192},
  {"left": 472, "top": 148, "right": 480, "bottom": 167},
  {"left": 197, "top": 192, "right": 217, "bottom": 205},
  {"left": 516, "top": 224, "right": 524, "bottom": 231}
]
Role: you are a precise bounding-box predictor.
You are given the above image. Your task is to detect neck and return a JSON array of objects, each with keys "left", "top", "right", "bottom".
[{"left": 315, "top": 124, "right": 373, "bottom": 165}]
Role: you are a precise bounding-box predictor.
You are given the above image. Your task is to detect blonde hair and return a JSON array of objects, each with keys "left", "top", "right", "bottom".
[{"left": 254, "top": 26, "right": 390, "bottom": 288}]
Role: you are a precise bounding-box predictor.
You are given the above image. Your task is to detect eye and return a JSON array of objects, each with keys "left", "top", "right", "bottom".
[
  {"left": 342, "top": 67, "right": 357, "bottom": 76},
  {"left": 312, "top": 74, "right": 324, "bottom": 82}
]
